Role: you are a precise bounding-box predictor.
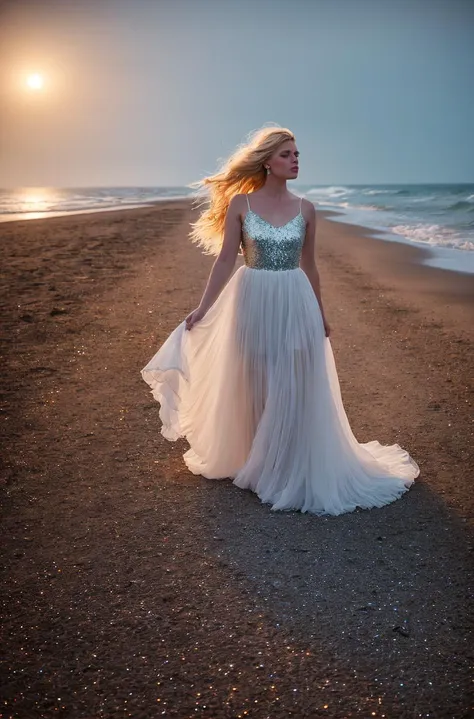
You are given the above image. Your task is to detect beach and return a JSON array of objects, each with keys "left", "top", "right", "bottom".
[{"left": 1, "top": 199, "right": 472, "bottom": 718}]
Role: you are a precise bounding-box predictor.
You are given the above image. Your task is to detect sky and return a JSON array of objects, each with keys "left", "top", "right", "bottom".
[{"left": 0, "top": 0, "right": 473, "bottom": 188}]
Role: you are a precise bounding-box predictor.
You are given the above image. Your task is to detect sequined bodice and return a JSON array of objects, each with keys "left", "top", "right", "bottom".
[{"left": 241, "top": 208, "right": 306, "bottom": 271}]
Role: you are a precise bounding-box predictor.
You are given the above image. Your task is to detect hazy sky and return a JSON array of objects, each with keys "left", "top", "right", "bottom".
[{"left": 0, "top": 0, "right": 473, "bottom": 187}]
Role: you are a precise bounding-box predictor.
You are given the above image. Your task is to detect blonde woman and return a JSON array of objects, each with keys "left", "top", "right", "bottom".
[{"left": 141, "top": 125, "right": 420, "bottom": 515}]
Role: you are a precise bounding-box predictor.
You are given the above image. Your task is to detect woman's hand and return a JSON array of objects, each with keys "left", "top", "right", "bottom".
[
  {"left": 185, "top": 306, "right": 207, "bottom": 331},
  {"left": 323, "top": 316, "right": 331, "bottom": 337}
]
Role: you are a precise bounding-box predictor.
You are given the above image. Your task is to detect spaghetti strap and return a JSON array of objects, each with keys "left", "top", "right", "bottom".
[
  {"left": 246, "top": 193, "right": 251, "bottom": 211},
  {"left": 299, "top": 195, "right": 303, "bottom": 213}
]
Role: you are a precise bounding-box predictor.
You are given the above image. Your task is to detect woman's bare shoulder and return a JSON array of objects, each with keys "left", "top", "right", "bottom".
[
  {"left": 300, "top": 197, "right": 316, "bottom": 221},
  {"left": 229, "top": 193, "right": 249, "bottom": 207},
  {"left": 227, "top": 194, "right": 248, "bottom": 223}
]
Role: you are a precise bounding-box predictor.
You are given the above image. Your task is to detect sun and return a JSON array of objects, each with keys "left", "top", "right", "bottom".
[{"left": 26, "top": 73, "right": 44, "bottom": 90}]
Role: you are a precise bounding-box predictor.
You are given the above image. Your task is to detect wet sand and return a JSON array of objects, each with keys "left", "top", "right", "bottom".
[{"left": 1, "top": 200, "right": 472, "bottom": 718}]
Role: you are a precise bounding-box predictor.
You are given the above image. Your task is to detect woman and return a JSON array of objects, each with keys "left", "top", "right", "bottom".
[{"left": 141, "top": 125, "right": 420, "bottom": 515}]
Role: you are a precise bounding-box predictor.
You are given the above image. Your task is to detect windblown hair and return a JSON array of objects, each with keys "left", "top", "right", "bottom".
[{"left": 188, "top": 124, "right": 296, "bottom": 255}]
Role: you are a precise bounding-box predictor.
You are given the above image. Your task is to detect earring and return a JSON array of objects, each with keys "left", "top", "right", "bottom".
[{"left": 266, "top": 166, "right": 271, "bottom": 174}]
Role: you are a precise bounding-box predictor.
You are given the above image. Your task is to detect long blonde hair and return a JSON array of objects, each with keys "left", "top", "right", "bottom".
[{"left": 188, "top": 124, "right": 296, "bottom": 255}]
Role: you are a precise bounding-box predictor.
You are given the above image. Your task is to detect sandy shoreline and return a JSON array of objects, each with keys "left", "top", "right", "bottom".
[
  {"left": 1, "top": 199, "right": 472, "bottom": 717},
  {"left": 3, "top": 198, "right": 472, "bottom": 333},
  {"left": 317, "top": 208, "right": 474, "bottom": 338}
]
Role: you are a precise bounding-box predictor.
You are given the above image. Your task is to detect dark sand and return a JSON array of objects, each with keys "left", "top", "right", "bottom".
[{"left": 1, "top": 200, "right": 472, "bottom": 718}]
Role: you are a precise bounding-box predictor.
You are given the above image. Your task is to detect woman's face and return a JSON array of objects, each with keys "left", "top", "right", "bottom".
[{"left": 267, "top": 139, "right": 299, "bottom": 179}]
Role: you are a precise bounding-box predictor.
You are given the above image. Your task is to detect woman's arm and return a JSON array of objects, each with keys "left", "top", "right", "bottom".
[
  {"left": 197, "top": 194, "right": 243, "bottom": 312},
  {"left": 300, "top": 201, "right": 327, "bottom": 320},
  {"left": 185, "top": 195, "right": 243, "bottom": 330}
]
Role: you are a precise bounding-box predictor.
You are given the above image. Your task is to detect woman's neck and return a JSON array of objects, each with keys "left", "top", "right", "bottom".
[{"left": 260, "top": 176, "right": 289, "bottom": 198}]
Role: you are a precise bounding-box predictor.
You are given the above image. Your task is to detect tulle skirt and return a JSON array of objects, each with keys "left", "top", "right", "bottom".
[{"left": 141, "top": 265, "right": 420, "bottom": 515}]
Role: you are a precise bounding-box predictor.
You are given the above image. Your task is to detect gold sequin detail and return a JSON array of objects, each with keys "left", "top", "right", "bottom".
[{"left": 241, "top": 210, "right": 306, "bottom": 271}]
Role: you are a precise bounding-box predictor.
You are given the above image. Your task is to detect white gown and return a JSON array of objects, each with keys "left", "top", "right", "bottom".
[{"left": 141, "top": 195, "right": 420, "bottom": 515}]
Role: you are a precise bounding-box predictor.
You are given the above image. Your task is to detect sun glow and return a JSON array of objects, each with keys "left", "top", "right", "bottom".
[
  {"left": 26, "top": 73, "right": 44, "bottom": 90},
  {"left": 21, "top": 188, "right": 50, "bottom": 210}
]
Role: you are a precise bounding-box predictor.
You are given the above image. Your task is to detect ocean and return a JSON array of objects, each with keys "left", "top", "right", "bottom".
[
  {"left": 0, "top": 186, "right": 192, "bottom": 222},
  {"left": 301, "top": 183, "right": 474, "bottom": 274},
  {"left": 1, "top": 183, "right": 473, "bottom": 274}
]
